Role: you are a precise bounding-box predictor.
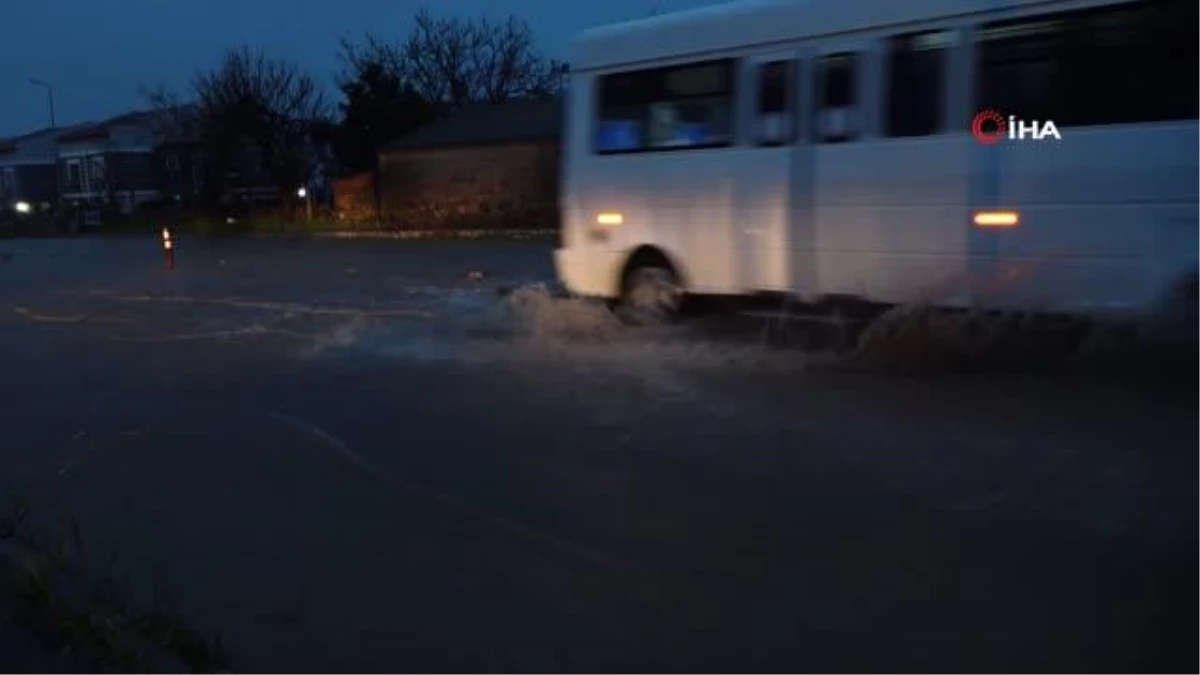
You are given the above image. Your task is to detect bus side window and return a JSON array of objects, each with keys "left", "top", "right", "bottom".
[
  {"left": 595, "top": 59, "right": 736, "bottom": 154},
  {"left": 756, "top": 60, "right": 796, "bottom": 146},
  {"left": 976, "top": 0, "right": 1197, "bottom": 128},
  {"left": 596, "top": 71, "right": 654, "bottom": 153},
  {"left": 886, "top": 30, "right": 952, "bottom": 137},
  {"left": 815, "top": 53, "right": 858, "bottom": 143},
  {"left": 975, "top": 16, "right": 1066, "bottom": 130}
]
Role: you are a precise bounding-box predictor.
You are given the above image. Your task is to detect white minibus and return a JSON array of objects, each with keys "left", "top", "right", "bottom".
[{"left": 554, "top": 0, "right": 1198, "bottom": 324}]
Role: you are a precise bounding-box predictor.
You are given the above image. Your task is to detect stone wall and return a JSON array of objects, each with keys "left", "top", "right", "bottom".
[
  {"left": 377, "top": 141, "right": 559, "bottom": 231},
  {"left": 332, "top": 171, "right": 377, "bottom": 225}
]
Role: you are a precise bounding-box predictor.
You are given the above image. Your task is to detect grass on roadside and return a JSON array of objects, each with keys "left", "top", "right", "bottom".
[
  {"left": 97, "top": 213, "right": 559, "bottom": 240},
  {"left": 0, "top": 498, "right": 231, "bottom": 673}
]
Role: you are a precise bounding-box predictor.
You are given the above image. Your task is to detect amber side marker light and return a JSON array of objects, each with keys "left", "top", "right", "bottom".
[
  {"left": 974, "top": 211, "right": 1019, "bottom": 228},
  {"left": 596, "top": 212, "right": 624, "bottom": 226}
]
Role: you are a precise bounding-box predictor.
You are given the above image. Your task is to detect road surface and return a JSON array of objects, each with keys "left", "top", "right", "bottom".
[{"left": 0, "top": 237, "right": 1194, "bottom": 672}]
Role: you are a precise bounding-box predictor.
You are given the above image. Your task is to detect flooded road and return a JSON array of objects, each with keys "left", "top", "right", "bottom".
[{"left": 0, "top": 237, "right": 1194, "bottom": 672}]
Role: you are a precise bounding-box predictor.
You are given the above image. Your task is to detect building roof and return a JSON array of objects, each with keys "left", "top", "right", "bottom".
[
  {"left": 0, "top": 122, "right": 92, "bottom": 161},
  {"left": 0, "top": 124, "right": 69, "bottom": 152},
  {"left": 380, "top": 98, "right": 562, "bottom": 154},
  {"left": 57, "top": 110, "right": 161, "bottom": 143}
]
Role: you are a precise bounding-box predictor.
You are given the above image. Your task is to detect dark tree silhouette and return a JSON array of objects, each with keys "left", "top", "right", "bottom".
[
  {"left": 344, "top": 7, "right": 564, "bottom": 109},
  {"left": 144, "top": 46, "right": 330, "bottom": 209},
  {"left": 334, "top": 39, "right": 436, "bottom": 174}
]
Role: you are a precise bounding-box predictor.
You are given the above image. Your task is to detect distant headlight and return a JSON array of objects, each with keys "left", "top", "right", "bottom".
[{"left": 14, "top": 201, "right": 31, "bottom": 214}]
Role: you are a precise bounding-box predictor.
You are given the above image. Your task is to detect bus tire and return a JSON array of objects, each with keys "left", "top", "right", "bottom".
[{"left": 615, "top": 259, "right": 683, "bottom": 326}]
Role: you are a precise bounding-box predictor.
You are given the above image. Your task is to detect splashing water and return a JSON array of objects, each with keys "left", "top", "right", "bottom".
[
  {"left": 316, "top": 281, "right": 818, "bottom": 372},
  {"left": 298, "top": 314, "right": 372, "bottom": 358},
  {"left": 500, "top": 283, "right": 625, "bottom": 342}
]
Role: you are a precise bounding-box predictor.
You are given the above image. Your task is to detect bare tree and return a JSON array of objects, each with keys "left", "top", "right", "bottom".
[
  {"left": 338, "top": 35, "right": 406, "bottom": 83},
  {"left": 344, "top": 7, "right": 564, "bottom": 109},
  {"left": 141, "top": 84, "right": 211, "bottom": 204},
  {"left": 145, "top": 47, "right": 330, "bottom": 209}
]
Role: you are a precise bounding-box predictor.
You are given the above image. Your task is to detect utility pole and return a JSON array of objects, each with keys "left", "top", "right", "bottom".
[
  {"left": 298, "top": 186, "right": 312, "bottom": 222},
  {"left": 29, "top": 78, "right": 56, "bottom": 128}
]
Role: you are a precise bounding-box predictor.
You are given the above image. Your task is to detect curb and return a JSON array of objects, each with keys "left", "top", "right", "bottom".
[{"left": 308, "top": 229, "right": 558, "bottom": 241}]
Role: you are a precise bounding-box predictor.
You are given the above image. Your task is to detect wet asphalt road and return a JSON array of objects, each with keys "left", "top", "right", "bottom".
[{"left": 0, "top": 236, "right": 1195, "bottom": 672}]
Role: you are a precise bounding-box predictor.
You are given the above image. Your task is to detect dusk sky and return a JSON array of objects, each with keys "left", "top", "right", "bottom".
[{"left": 2, "top": 0, "right": 723, "bottom": 138}]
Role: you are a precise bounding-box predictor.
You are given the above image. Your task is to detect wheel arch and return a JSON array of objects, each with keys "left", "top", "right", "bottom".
[{"left": 618, "top": 245, "right": 689, "bottom": 296}]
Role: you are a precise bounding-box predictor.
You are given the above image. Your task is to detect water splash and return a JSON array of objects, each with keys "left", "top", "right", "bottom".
[
  {"left": 501, "top": 283, "right": 625, "bottom": 342},
  {"left": 297, "top": 315, "right": 372, "bottom": 358}
]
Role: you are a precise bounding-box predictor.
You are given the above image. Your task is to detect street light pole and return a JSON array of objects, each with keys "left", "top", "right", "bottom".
[
  {"left": 29, "top": 78, "right": 56, "bottom": 128},
  {"left": 297, "top": 186, "right": 312, "bottom": 222}
]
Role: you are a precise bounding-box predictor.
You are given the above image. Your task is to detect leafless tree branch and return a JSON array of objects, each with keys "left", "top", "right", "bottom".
[
  {"left": 144, "top": 47, "right": 330, "bottom": 208},
  {"left": 357, "top": 6, "right": 563, "bottom": 108}
]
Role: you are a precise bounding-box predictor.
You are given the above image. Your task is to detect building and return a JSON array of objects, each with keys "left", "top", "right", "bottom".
[
  {"left": 0, "top": 125, "right": 78, "bottom": 211},
  {"left": 55, "top": 110, "right": 181, "bottom": 213},
  {"left": 51, "top": 108, "right": 331, "bottom": 217},
  {"left": 376, "top": 98, "right": 561, "bottom": 230}
]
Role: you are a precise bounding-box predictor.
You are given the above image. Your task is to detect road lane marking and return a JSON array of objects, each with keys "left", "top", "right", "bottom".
[
  {"left": 268, "top": 410, "right": 631, "bottom": 574},
  {"left": 13, "top": 306, "right": 88, "bottom": 323},
  {"left": 87, "top": 291, "right": 434, "bottom": 319},
  {"left": 13, "top": 305, "right": 138, "bottom": 325},
  {"left": 105, "top": 324, "right": 316, "bottom": 343}
]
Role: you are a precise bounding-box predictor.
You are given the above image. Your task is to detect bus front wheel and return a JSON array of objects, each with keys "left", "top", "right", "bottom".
[{"left": 615, "top": 263, "right": 683, "bottom": 325}]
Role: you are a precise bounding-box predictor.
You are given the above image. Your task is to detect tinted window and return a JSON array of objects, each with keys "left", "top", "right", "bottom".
[
  {"left": 976, "top": 0, "right": 1197, "bottom": 126},
  {"left": 595, "top": 60, "right": 735, "bottom": 154},
  {"left": 822, "top": 55, "right": 854, "bottom": 108},
  {"left": 976, "top": 17, "right": 1068, "bottom": 125},
  {"left": 886, "top": 31, "right": 952, "bottom": 137},
  {"left": 815, "top": 53, "right": 858, "bottom": 143},
  {"left": 759, "top": 61, "right": 789, "bottom": 114},
  {"left": 756, "top": 60, "right": 796, "bottom": 146}
]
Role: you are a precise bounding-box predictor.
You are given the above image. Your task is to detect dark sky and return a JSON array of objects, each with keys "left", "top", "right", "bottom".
[{"left": 1, "top": 0, "right": 722, "bottom": 137}]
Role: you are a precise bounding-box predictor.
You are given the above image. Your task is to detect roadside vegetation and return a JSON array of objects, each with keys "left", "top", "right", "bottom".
[
  {"left": 0, "top": 497, "right": 230, "bottom": 673},
  {"left": 92, "top": 215, "right": 556, "bottom": 240}
]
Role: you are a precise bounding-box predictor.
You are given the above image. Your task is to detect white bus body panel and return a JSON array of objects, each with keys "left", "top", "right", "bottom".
[
  {"left": 570, "top": 0, "right": 1071, "bottom": 71},
  {"left": 973, "top": 123, "right": 1199, "bottom": 313},
  {"left": 556, "top": 0, "right": 1199, "bottom": 317}
]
